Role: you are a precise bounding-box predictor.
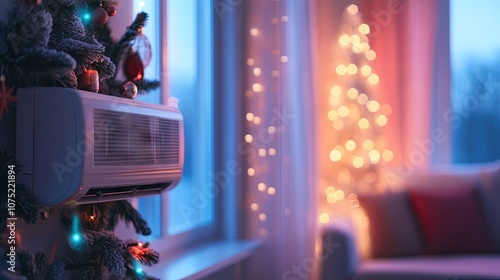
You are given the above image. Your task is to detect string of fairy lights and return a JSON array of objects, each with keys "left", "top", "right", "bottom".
[
  {"left": 244, "top": 1, "right": 287, "bottom": 237},
  {"left": 318, "top": 4, "right": 393, "bottom": 224}
]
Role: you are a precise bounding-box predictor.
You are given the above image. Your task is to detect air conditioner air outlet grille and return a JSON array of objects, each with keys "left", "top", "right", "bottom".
[{"left": 93, "top": 109, "right": 180, "bottom": 166}]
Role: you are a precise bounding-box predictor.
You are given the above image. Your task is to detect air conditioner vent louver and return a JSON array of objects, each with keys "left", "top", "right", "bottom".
[{"left": 93, "top": 109, "right": 180, "bottom": 166}]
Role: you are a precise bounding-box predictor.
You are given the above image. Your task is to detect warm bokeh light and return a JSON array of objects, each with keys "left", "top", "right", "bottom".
[
  {"left": 258, "top": 183, "right": 266, "bottom": 192},
  {"left": 363, "top": 139, "right": 374, "bottom": 150},
  {"left": 280, "top": 55, "right": 288, "bottom": 63},
  {"left": 345, "top": 139, "right": 356, "bottom": 151},
  {"left": 319, "top": 213, "right": 330, "bottom": 224},
  {"left": 352, "top": 156, "right": 364, "bottom": 168},
  {"left": 358, "top": 118, "right": 369, "bottom": 129},
  {"left": 259, "top": 213, "right": 267, "bottom": 221},
  {"left": 247, "top": 58, "right": 254, "bottom": 66},
  {"left": 357, "top": 93, "right": 368, "bottom": 105},
  {"left": 268, "top": 148, "right": 277, "bottom": 156},
  {"left": 250, "top": 203, "right": 259, "bottom": 211},
  {"left": 330, "top": 86, "right": 342, "bottom": 96},
  {"left": 369, "top": 150, "right": 381, "bottom": 164},
  {"left": 347, "top": 88, "right": 359, "bottom": 99},
  {"left": 327, "top": 110, "right": 339, "bottom": 121},
  {"left": 350, "top": 35, "right": 361, "bottom": 45},
  {"left": 366, "top": 50, "right": 376, "bottom": 60},
  {"left": 381, "top": 104, "right": 392, "bottom": 116},
  {"left": 268, "top": 126, "right": 277, "bottom": 134},
  {"left": 368, "top": 73, "right": 380, "bottom": 85},
  {"left": 339, "top": 34, "right": 350, "bottom": 46},
  {"left": 244, "top": 134, "right": 253, "bottom": 143},
  {"left": 327, "top": 193, "right": 337, "bottom": 203},
  {"left": 358, "top": 23, "right": 370, "bottom": 35},
  {"left": 253, "top": 67, "right": 262, "bottom": 76},
  {"left": 267, "top": 187, "right": 276, "bottom": 195},
  {"left": 330, "top": 149, "right": 342, "bottom": 162},
  {"left": 253, "top": 116, "right": 261, "bottom": 124},
  {"left": 335, "top": 189, "right": 345, "bottom": 200},
  {"left": 325, "top": 186, "right": 336, "bottom": 195},
  {"left": 250, "top": 28, "right": 259, "bottom": 36},
  {"left": 346, "top": 64, "right": 357, "bottom": 75},
  {"left": 258, "top": 148, "right": 267, "bottom": 157},
  {"left": 361, "top": 65, "right": 372, "bottom": 76},
  {"left": 377, "top": 115, "right": 388, "bottom": 126},
  {"left": 247, "top": 168, "right": 256, "bottom": 176},
  {"left": 346, "top": 4, "right": 358, "bottom": 15},
  {"left": 246, "top": 112, "right": 254, "bottom": 121},
  {"left": 382, "top": 149, "right": 394, "bottom": 161},
  {"left": 338, "top": 106, "right": 349, "bottom": 117},
  {"left": 252, "top": 83, "right": 263, "bottom": 92},
  {"left": 333, "top": 120, "right": 345, "bottom": 130},
  {"left": 367, "top": 100, "right": 380, "bottom": 112},
  {"left": 336, "top": 64, "right": 347, "bottom": 75}
]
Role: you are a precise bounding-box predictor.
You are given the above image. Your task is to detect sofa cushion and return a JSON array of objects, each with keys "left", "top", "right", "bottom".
[
  {"left": 354, "top": 255, "right": 500, "bottom": 280},
  {"left": 358, "top": 192, "right": 422, "bottom": 258},
  {"left": 409, "top": 185, "right": 495, "bottom": 254}
]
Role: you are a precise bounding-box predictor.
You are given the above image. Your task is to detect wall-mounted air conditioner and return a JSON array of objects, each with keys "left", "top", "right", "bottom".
[{"left": 16, "top": 87, "right": 184, "bottom": 206}]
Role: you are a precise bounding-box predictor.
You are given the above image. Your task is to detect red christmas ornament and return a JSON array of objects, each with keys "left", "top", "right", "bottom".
[
  {"left": 0, "top": 75, "right": 17, "bottom": 121},
  {"left": 93, "top": 7, "right": 109, "bottom": 25},
  {"left": 124, "top": 51, "right": 144, "bottom": 81},
  {"left": 24, "top": 0, "right": 42, "bottom": 6},
  {"left": 107, "top": 6, "right": 117, "bottom": 17}
]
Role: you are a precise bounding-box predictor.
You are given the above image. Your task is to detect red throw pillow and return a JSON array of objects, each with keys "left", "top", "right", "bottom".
[{"left": 409, "top": 185, "right": 495, "bottom": 255}]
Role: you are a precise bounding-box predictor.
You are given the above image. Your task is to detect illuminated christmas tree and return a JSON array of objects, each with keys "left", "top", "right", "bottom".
[{"left": 320, "top": 4, "right": 393, "bottom": 220}]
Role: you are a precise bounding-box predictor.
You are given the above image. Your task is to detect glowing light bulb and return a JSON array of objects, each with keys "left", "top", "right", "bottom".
[
  {"left": 258, "top": 148, "right": 267, "bottom": 157},
  {"left": 319, "top": 213, "right": 330, "bottom": 224},
  {"left": 367, "top": 100, "right": 380, "bottom": 112},
  {"left": 329, "top": 149, "right": 342, "bottom": 162},
  {"left": 244, "top": 134, "right": 253, "bottom": 143},
  {"left": 338, "top": 106, "right": 349, "bottom": 117},
  {"left": 327, "top": 110, "right": 339, "bottom": 121},
  {"left": 268, "top": 148, "right": 277, "bottom": 156},
  {"left": 363, "top": 139, "right": 374, "bottom": 151},
  {"left": 382, "top": 150, "right": 394, "bottom": 161},
  {"left": 345, "top": 140, "right": 356, "bottom": 151},
  {"left": 358, "top": 23, "right": 370, "bottom": 35},
  {"left": 361, "top": 65, "right": 372, "bottom": 76},
  {"left": 72, "top": 233, "right": 80, "bottom": 242},
  {"left": 247, "top": 168, "right": 256, "bottom": 176},
  {"left": 253, "top": 67, "right": 262, "bottom": 76},
  {"left": 352, "top": 157, "right": 364, "bottom": 168},
  {"left": 347, "top": 88, "right": 359, "bottom": 99},
  {"left": 346, "top": 4, "right": 358, "bottom": 15},
  {"left": 246, "top": 113, "right": 255, "bottom": 121},
  {"left": 252, "top": 83, "right": 263, "bottom": 92},
  {"left": 358, "top": 118, "right": 369, "bottom": 129},
  {"left": 83, "top": 13, "right": 91, "bottom": 21},
  {"left": 357, "top": 94, "right": 368, "bottom": 105},
  {"left": 267, "top": 187, "right": 276, "bottom": 195},
  {"left": 366, "top": 50, "right": 376, "bottom": 60},
  {"left": 136, "top": 267, "right": 143, "bottom": 274},
  {"left": 336, "top": 64, "right": 347, "bottom": 75},
  {"left": 368, "top": 73, "right": 380, "bottom": 85},
  {"left": 346, "top": 64, "right": 357, "bottom": 75},
  {"left": 369, "top": 150, "right": 381, "bottom": 164},
  {"left": 250, "top": 28, "right": 259, "bottom": 36},
  {"left": 377, "top": 115, "right": 388, "bottom": 126},
  {"left": 258, "top": 183, "right": 266, "bottom": 191},
  {"left": 138, "top": 242, "right": 143, "bottom": 247}
]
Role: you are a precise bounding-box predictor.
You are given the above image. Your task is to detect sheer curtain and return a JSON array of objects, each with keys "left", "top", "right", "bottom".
[{"left": 228, "top": 0, "right": 318, "bottom": 279}]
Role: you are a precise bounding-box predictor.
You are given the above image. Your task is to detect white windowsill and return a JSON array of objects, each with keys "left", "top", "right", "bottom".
[{"left": 146, "top": 239, "right": 263, "bottom": 280}]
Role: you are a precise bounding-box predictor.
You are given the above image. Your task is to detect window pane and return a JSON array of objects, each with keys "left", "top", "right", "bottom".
[
  {"left": 167, "top": 0, "right": 214, "bottom": 235},
  {"left": 139, "top": 195, "right": 162, "bottom": 241},
  {"left": 451, "top": 0, "right": 500, "bottom": 163}
]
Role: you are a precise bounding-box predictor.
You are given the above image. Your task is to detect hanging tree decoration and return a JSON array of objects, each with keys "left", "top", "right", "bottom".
[{"left": 0, "top": 75, "right": 17, "bottom": 120}]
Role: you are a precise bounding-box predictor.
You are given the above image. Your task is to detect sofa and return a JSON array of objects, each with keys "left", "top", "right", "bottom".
[{"left": 321, "top": 161, "right": 500, "bottom": 280}]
